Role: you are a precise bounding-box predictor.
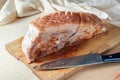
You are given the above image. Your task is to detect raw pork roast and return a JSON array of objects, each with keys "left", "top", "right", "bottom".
[{"left": 22, "top": 11, "right": 106, "bottom": 63}]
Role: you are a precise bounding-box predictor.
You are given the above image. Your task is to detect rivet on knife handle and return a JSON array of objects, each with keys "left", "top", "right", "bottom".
[{"left": 102, "top": 52, "right": 120, "bottom": 62}]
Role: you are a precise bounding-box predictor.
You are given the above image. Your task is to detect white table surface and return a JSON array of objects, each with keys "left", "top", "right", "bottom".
[{"left": 0, "top": 13, "right": 120, "bottom": 80}]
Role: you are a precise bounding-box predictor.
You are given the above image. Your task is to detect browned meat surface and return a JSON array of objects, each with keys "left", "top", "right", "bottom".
[{"left": 22, "top": 11, "right": 106, "bottom": 63}]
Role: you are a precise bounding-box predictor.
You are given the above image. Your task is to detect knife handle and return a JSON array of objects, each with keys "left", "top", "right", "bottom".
[{"left": 102, "top": 52, "right": 120, "bottom": 63}]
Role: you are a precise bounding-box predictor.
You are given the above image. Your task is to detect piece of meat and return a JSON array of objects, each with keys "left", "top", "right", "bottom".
[{"left": 22, "top": 11, "right": 106, "bottom": 63}]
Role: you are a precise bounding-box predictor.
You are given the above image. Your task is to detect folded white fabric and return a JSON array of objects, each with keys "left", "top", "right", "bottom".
[
  {"left": 0, "top": 0, "right": 120, "bottom": 27},
  {"left": 14, "top": 0, "right": 41, "bottom": 17},
  {"left": 0, "top": 0, "right": 16, "bottom": 25}
]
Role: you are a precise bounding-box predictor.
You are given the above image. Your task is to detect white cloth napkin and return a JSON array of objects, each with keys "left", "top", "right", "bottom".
[{"left": 0, "top": 0, "right": 120, "bottom": 27}]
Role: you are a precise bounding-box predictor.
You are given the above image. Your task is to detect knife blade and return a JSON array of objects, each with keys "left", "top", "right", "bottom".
[{"left": 38, "top": 52, "right": 120, "bottom": 70}]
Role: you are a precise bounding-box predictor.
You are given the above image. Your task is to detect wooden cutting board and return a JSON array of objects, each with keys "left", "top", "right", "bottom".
[{"left": 6, "top": 22, "right": 120, "bottom": 80}]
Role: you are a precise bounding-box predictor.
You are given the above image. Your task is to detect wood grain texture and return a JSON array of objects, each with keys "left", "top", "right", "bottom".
[{"left": 6, "top": 22, "right": 120, "bottom": 80}]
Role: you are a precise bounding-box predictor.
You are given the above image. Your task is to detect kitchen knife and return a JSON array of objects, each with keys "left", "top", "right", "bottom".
[{"left": 38, "top": 52, "right": 120, "bottom": 70}]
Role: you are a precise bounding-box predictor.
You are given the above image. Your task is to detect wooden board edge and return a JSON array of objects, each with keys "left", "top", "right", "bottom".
[
  {"left": 58, "top": 67, "right": 83, "bottom": 80},
  {"left": 5, "top": 42, "right": 44, "bottom": 80},
  {"left": 100, "top": 40, "right": 120, "bottom": 55},
  {"left": 6, "top": 42, "right": 19, "bottom": 60}
]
